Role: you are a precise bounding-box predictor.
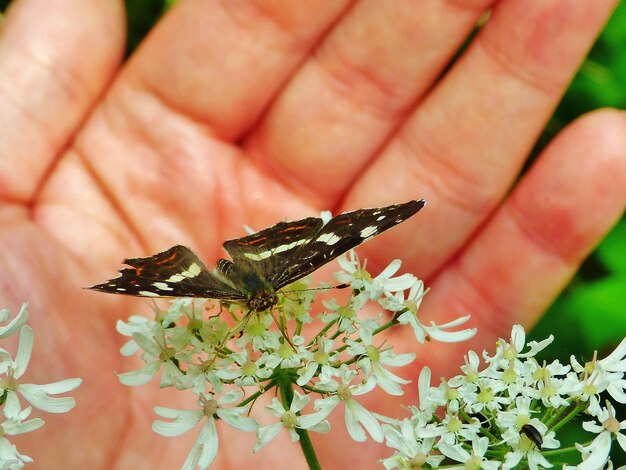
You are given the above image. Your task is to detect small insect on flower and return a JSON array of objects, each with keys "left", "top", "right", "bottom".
[
  {"left": 89, "top": 200, "right": 426, "bottom": 314},
  {"left": 521, "top": 423, "right": 543, "bottom": 448}
]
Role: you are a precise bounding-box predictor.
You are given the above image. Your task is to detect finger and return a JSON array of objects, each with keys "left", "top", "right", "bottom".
[
  {"left": 65, "top": 0, "right": 352, "bottom": 263},
  {"left": 420, "top": 109, "right": 626, "bottom": 371},
  {"left": 347, "top": 0, "right": 619, "bottom": 276},
  {"left": 0, "top": 0, "right": 125, "bottom": 203},
  {"left": 119, "top": 0, "right": 350, "bottom": 140},
  {"left": 245, "top": 0, "right": 495, "bottom": 204}
]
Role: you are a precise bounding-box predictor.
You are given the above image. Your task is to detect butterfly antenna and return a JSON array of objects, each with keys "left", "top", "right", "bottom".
[{"left": 280, "top": 283, "right": 351, "bottom": 295}]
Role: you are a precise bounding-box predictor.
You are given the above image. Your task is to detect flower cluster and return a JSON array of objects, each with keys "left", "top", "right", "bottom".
[
  {"left": 116, "top": 251, "right": 476, "bottom": 469},
  {"left": 0, "top": 303, "right": 82, "bottom": 468},
  {"left": 380, "top": 324, "right": 626, "bottom": 469}
]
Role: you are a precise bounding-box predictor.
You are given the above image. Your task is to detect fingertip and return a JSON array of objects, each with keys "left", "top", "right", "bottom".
[
  {"left": 508, "top": 107, "right": 626, "bottom": 265},
  {"left": 572, "top": 108, "right": 626, "bottom": 178},
  {"left": 544, "top": 107, "right": 626, "bottom": 213}
]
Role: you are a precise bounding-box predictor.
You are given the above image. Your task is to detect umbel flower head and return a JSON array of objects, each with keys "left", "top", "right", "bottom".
[
  {"left": 115, "top": 251, "right": 476, "bottom": 469},
  {"left": 380, "top": 325, "right": 626, "bottom": 470}
]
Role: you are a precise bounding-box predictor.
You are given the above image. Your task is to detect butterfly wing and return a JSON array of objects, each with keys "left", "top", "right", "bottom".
[
  {"left": 267, "top": 199, "right": 426, "bottom": 290},
  {"left": 222, "top": 217, "right": 324, "bottom": 277},
  {"left": 89, "top": 245, "right": 246, "bottom": 300},
  {"left": 90, "top": 200, "right": 425, "bottom": 301}
]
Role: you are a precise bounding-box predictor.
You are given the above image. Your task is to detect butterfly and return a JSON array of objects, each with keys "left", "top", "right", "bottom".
[{"left": 89, "top": 199, "right": 426, "bottom": 312}]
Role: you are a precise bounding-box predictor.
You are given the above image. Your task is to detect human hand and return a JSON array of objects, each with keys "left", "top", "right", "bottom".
[{"left": 1, "top": 0, "right": 625, "bottom": 468}]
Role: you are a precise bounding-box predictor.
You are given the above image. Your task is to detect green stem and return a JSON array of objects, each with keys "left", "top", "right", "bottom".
[
  {"left": 548, "top": 401, "right": 587, "bottom": 433},
  {"left": 333, "top": 319, "right": 397, "bottom": 356},
  {"left": 277, "top": 374, "right": 322, "bottom": 470},
  {"left": 541, "top": 444, "right": 591, "bottom": 460},
  {"left": 294, "top": 425, "right": 322, "bottom": 470},
  {"left": 309, "top": 319, "right": 338, "bottom": 347},
  {"left": 238, "top": 380, "right": 277, "bottom": 408}
]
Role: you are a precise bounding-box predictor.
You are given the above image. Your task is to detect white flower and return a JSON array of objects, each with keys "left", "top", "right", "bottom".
[
  {"left": 415, "top": 367, "right": 440, "bottom": 416},
  {"left": 335, "top": 251, "right": 416, "bottom": 303},
  {"left": 216, "top": 350, "right": 273, "bottom": 386},
  {"left": 347, "top": 338, "right": 414, "bottom": 396},
  {"left": 116, "top": 299, "right": 193, "bottom": 355},
  {"left": 439, "top": 436, "right": 500, "bottom": 469},
  {"left": 563, "top": 360, "right": 607, "bottom": 416},
  {"left": 0, "top": 326, "right": 81, "bottom": 414},
  {"left": 320, "top": 298, "right": 359, "bottom": 333},
  {"left": 573, "top": 338, "right": 626, "bottom": 405},
  {"left": 0, "top": 435, "right": 33, "bottom": 469},
  {"left": 116, "top": 314, "right": 158, "bottom": 356},
  {"left": 597, "top": 336, "right": 626, "bottom": 373},
  {"left": 576, "top": 401, "right": 626, "bottom": 470},
  {"left": 418, "top": 410, "right": 481, "bottom": 445},
  {"left": 380, "top": 420, "right": 443, "bottom": 470},
  {"left": 449, "top": 350, "right": 483, "bottom": 388},
  {"left": 116, "top": 327, "right": 184, "bottom": 387},
  {"left": 278, "top": 278, "right": 316, "bottom": 323},
  {"left": 235, "top": 314, "right": 282, "bottom": 351},
  {"left": 380, "top": 279, "right": 427, "bottom": 315},
  {"left": 531, "top": 368, "right": 571, "bottom": 409},
  {"left": 1, "top": 405, "right": 44, "bottom": 437},
  {"left": 313, "top": 366, "right": 383, "bottom": 442},
  {"left": 484, "top": 325, "right": 554, "bottom": 369},
  {"left": 13, "top": 379, "right": 81, "bottom": 414},
  {"left": 296, "top": 338, "right": 340, "bottom": 386},
  {"left": 257, "top": 336, "right": 309, "bottom": 370},
  {"left": 502, "top": 419, "right": 559, "bottom": 470},
  {"left": 396, "top": 310, "right": 476, "bottom": 344},
  {"left": 463, "top": 377, "right": 511, "bottom": 414},
  {"left": 495, "top": 396, "right": 536, "bottom": 431},
  {"left": 0, "top": 304, "right": 29, "bottom": 340},
  {"left": 253, "top": 391, "right": 330, "bottom": 452},
  {"left": 153, "top": 391, "right": 258, "bottom": 469}
]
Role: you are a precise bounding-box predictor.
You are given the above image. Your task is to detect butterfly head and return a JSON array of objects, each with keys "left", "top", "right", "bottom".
[
  {"left": 241, "top": 272, "right": 279, "bottom": 313},
  {"left": 247, "top": 291, "right": 279, "bottom": 313}
]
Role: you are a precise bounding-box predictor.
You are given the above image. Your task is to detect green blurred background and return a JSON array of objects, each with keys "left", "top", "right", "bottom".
[{"left": 1, "top": 0, "right": 625, "bottom": 465}]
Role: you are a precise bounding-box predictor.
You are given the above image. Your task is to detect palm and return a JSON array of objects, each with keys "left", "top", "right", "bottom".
[{"left": 2, "top": 1, "right": 625, "bottom": 468}]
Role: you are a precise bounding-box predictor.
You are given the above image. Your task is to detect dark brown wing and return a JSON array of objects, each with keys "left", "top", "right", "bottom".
[
  {"left": 89, "top": 245, "right": 246, "bottom": 300},
  {"left": 268, "top": 200, "right": 426, "bottom": 290}
]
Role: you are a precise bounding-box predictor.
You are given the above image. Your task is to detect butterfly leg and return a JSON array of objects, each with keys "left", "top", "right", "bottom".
[{"left": 266, "top": 309, "right": 296, "bottom": 351}]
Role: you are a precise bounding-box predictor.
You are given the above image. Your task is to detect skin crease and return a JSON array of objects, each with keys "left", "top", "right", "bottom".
[{"left": 1, "top": 0, "right": 626, "bottom": 468}]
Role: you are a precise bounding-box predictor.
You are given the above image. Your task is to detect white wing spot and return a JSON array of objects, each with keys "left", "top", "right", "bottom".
[
  {"left": 376, "top": 215, "right": 386, "bottom": 221},
  {"left": 243, "top": 238, "right": 310, "bottom": 261},
  {"left": 138, "top": 290, "right": 160, "bottom": 297},
  {"left": 185, "top": 263, "right": 202, "bottom": 277},
  {"left": 360, "top": 226, "right": 378, "bottom": 239},
  {"left": 316, "top": 232, "right": 341, "bottom": 245},
  {"left": 166, "top": 263, "right": 202, "bottom": 283},
  {"left": 152, "top": 282, "right": 174, "bottom": 291},
  {"left": 116, "top": 288, "right": 126, "bottom": 292},
  {"left": 243, "top": 251, "right": 272, "bottom": 261}
]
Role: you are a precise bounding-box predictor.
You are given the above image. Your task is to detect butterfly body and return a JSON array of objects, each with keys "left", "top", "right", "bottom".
[
  {"left": 216, "top": 258, "right": 278, "bottom": 311},
  {"left": 89, "top": 199, "right": 426, "bottom": 312}
]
